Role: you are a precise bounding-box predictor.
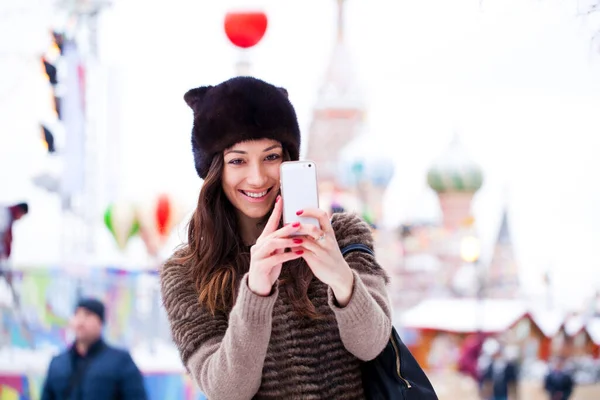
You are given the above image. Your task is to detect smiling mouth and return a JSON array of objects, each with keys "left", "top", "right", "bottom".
[{"left": 240, "top": 187, "right": 272, "bottom": 199}]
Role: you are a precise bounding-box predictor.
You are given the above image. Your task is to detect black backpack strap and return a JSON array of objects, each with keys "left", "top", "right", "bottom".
[{"left": 340, "top": 243, "right": 374, "bottom": 257}]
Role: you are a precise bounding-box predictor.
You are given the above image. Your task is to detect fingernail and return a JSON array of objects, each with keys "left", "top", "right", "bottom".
[
  {"left": 275, "top": 195, "right": 281, "bottom": 203},
  {"left": 296, "top": 210, "right": 304, "bottom": 215},
  {"left": 295, "top": 250, "right": 304, "bottom": 255},
  {"left": 292, "top": 222, "right": 301, "bottom": 228},
  {"left": 293, "top": 238, "right": 303, "bottom": 244}
]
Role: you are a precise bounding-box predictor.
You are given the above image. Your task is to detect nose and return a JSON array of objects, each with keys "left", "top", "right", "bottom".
[{"left": 246, "top": 162, "right": 268, "bottom": 187}]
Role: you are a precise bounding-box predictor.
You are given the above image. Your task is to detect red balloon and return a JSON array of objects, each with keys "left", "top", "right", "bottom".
[
  {"left": 224, "top": 11, "right": 268, "bottom": 49},
  {"left": 156, "top": 194, "right": 171, "bottom": 236}
]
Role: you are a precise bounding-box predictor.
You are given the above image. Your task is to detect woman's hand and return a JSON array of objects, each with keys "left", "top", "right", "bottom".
[
  {"left": 294, "top": 208, "right": 355, "bottom": 306},
  {"left": 248, "top": 196, "right": 304, "bottom": 296}
]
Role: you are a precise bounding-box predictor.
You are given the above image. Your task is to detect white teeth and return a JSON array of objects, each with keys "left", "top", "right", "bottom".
[{"left": 244, "top": 190, "right": 268, "bottom": 198}]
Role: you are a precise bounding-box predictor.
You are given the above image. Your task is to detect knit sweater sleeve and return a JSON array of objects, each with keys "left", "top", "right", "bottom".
[
  {"left": 160, "top": 250, "right": 277, "bottom": 400},
  {"left": 328, "top": 213, "right": 392, "bottom": 361}
]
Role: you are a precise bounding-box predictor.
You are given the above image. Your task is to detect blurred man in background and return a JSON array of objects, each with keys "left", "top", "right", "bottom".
[
  {"left": 544, "top": 356, "right": 575, "bottom": 400},
  {"left": 480, "top": 339, "right": 519, "bottom": 400},
  {"left": 41, "top": 298, "right": 148, "bottom": 400}
]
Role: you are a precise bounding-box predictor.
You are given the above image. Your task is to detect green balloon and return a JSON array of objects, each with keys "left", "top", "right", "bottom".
[
  {"left": 104, "top": 205, "right": 115, "bottom": 236},
  {"left": 104, "top": 203, "right": 139, "bottom": 249}
]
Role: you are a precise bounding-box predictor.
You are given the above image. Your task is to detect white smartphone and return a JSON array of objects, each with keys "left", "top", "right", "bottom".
[{"left": 280, "top": 160, "right": 320, "bottom": 230}]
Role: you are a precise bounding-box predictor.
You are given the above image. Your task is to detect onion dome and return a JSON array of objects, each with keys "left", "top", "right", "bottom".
[
  {"left": 427, "top": 135, "right": 483, "bottom": 193},
  {"left": 338, "top": 135, "right": 395, "bottom": 189}
]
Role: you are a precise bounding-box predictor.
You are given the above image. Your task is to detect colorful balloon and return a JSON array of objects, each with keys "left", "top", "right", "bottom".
[
  {"left": 136, "top": 193, "right": 183, "bottom": 256},
  {"left": 224, "top": 11, "right": 268, "bottom": 48},
  {"left": 156, "top": 194, "right": 173, "bottom": 236},
  {"left": 104, "top": 202, "right": 139, "bottom": 250}
]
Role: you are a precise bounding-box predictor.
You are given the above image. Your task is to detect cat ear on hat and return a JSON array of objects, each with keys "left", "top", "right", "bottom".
[
  {"left": 184, "top": 86, "right": 213, "bottom": 111},
  {"left": 278, "top": 87, "right": 289, "bottom": 98}
]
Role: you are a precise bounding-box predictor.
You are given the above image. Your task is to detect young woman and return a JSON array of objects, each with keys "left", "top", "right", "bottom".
[{"left": 160, "top": 76, "right": 392, "bottom": 399}]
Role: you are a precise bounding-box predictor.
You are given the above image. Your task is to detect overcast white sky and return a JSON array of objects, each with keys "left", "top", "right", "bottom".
[{"left": 2, "top": 0, "right": 600, "bottom": 310}]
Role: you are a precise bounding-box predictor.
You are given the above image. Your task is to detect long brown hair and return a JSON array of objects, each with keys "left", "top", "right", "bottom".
[{"left": 174, "top": 149, "right": 319, "bottom": 318}]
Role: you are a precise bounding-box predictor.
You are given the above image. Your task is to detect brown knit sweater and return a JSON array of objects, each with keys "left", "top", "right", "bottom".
[{"left": 160, "top": 213, "right": 392, "bottom": 399}]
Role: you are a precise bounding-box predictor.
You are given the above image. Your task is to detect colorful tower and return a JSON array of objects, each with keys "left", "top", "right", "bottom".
[
  {"left": 305, "top": 0, "right": 365, "bottom": 184},
  {"left": 425, "top": 135, "right": 484, "bottom": 293},
  {"left": 389, "top": 135, "right": 485, "bottom": 311},
  {"left": 337, "top": 136, "right": 395, "bottom": 226},
  {"left": 426, "top": 134, "right": 483, "bottom": 231},
  {"left": 485, "top": 208, "right": 520, "bottom": 298}
]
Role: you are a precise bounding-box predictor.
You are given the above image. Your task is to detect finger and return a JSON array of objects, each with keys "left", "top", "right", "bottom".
[
  {"left": 262, "top": 249, "right": 304, "bottom": 266},
  {"left": 295, "top": 207, "right": 331, "bottom": 232},
  {"left": 296, "top": 238, "right": 328, "bottom": 255},
  {"left": 255, "top": 221, "right": 301, "bottom": 247},
  {"left": 295, "top": 223, "right": 325, "bottom": 241},
  {"left": 297, "top": 247, "right": 319, "bottom": 266},
  {"left": 257, "top": 237, "right": 306, "bottom": 257},
  {"left": 261, "top": 245, "right": 303, "bottom": 261},
  {"left": 269, "top": 220, "right": 302, "bottom": 239},
  {"left": 260, "top": 195, "right": 283, "bottom": 237}
]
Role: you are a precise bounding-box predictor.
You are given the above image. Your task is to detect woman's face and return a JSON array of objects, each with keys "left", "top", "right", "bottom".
[{"left": 222, "top": 138, "right": 283, "bottom": 221}]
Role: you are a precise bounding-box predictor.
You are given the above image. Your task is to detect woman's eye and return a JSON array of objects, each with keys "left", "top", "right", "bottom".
[
  {"left": 228, "top": 159, "right": 244, "bottom": 165},
  {"left": 265, "top": 153, "right": 281, "bottom": 161}
]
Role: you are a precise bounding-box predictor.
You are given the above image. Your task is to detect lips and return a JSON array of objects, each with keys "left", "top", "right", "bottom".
[{"left": 240, "top": 187, "right": 272, "bottom": 199}]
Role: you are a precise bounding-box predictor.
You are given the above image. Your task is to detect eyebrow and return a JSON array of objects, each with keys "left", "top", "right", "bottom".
[{"left": 224, "top": 144, "right": 282, "bottom": 156}]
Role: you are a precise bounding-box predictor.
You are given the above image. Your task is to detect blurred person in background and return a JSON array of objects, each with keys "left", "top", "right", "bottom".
[
  {"left": 544, "top": 355, "right": 574, "bottom": 400},
  {"left": 41, "top": 298, "right": 148, "bottom": 400},
  {"left": 458, "top": 331, "right": 487, "bottom": 382},
  {"left": 0, "top": 202, "right": 28, "bottom": 304},
  {"left": 480, "top": 338, "right": 519, "bottom": 400},
  {"left": 161, "top": 76, "right": 392, "bottom": 399},
  {"left": 0, "top": 202, "right": 29, "bottom": 262}
]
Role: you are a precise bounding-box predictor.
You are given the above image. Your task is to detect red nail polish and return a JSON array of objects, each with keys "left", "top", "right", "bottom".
[
  {"left": 275, "top": 195, "right": 280, "bottom": 203},
  {"left": 293, "top": 238, "right": 303, "bottom": 244},
  {"left": 295, "top": 250, "right": 304, "bottom": 255},
  {"left": 292, "top": 222, "right": 300, "bottom": 228},
  {"left": 296, "top": 210, "right": 304, "bottom": 216}
]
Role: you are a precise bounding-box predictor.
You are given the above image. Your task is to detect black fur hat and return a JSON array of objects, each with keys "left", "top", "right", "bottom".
[{"left": 184, "top": 76, "right": 301, "bottom": 179}]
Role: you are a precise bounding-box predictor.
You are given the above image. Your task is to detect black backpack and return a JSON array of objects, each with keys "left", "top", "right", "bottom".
[{"left": 341, "top": 244, "right": 438, "bottom": 400}]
